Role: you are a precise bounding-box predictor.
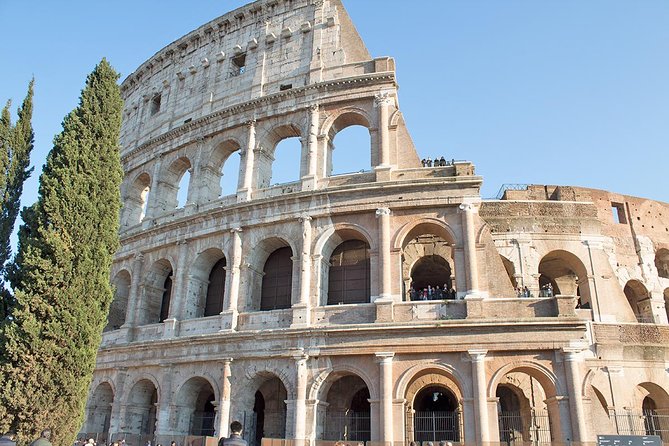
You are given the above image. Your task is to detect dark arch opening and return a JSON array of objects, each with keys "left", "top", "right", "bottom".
[
  {"left": 160, "top": 270, "right": 173, "bottom": 322},
  {"left": 204, "top": 258, "right": 226, "bottom": 316},
  {"left": 412, "top": 386, "right": 460, "bottom": 442},
  {"left": 328, "top": 240, "right": 371, "bottom": 305},
  {"left": 260, "top": 247, "right": 293, "bottom": 311},
  {"left": 253, "top": 390, "right": 265, "bottom": 446},
  {"left": 411, "top": 255, "right": 453, "bottom": 299},
  {"left": 414, "top": 386, "right": 458, "bottom": 412}
]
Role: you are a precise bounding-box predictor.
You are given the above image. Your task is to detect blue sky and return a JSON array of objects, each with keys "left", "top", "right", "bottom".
[{"left": 1, "top": 0, "right": 668, "bottom": 234}]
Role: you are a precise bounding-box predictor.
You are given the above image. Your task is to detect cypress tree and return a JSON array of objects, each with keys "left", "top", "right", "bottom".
[
  {"left": 0, "top": 60, "right": 123, "bottom": 446},
  {"left": 0, "top": 80, "right": 35, "bottom": 320}
]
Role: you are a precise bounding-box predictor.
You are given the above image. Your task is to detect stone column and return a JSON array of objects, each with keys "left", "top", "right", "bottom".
[
  {"left": 562, "top": 347, "right": 587, "bottom": 444},
  {"left": 376, "top": 208, "right": 392, "bottom": 300},
  {"left": 469, "top": 349, "right": 490, "bottom": 446},
  {"left": 221, "top": 228, "right": 243, "bottom": 331},
  {"left": 293, "top": 216, "right": 312, "bottom": 327},
  {"left": 238, "top": 120, "right": 256, "bottom": 202},
  {"left": 374, "top": 93, "right": 392, "bottom": 168},
  {"left": 293, "top": 353, "right": 309, "bottom": 445},
  {"left": 302, "top": 105, "right": 319, "bottom": 190},
  {"left": 217, "top": 358, "right": 233, "bottom": 437},
  {"left": 155, "top": 364, "right": 174, "bottom": 435},
  {"left": 459, "top": 203, "right": 480, "bottom": 296},
  {"left": 123, "top": 253, "right": 144, "bottom": 328},
  {"left": 108, "top": 368, "right": 128, "bottom": 434},
  {"left": 145, "top": 157, "right": 163, "bottom": 220},
  {"left": 375, "top": 352, "right": 395, "bottom": 445},
  {"left": 165, "top": 240, "right": 188, "bottom": 337}
]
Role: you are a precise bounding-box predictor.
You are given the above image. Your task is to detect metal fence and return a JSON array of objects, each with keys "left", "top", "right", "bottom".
[
  {"left": 323, "top": 410, "right": 371, "bottom": 441},
  {"left": 613, "top": 409, "right": 669, "bottom": 441},
  {"left": 190, "top": 412, "right": 216, "bottom": 437},
  {"left": 498, "top": 410, "right": 552, "bottom": 446},
  {"left": 406, "top": 411, "right": 462, "bottom": 443}
]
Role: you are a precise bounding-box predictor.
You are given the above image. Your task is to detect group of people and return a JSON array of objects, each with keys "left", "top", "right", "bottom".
[
  {"left": 514, "top": 283, "right": 554, "bottom": 298},
  {"left": 409, "top": 284, "right": 457, "bottom": 301},
  {"left": 421, "top": 157, "right": 453, "bottom": 167},
  {"left": 409, "top": 441, "right": 453, "bottom": 446}
]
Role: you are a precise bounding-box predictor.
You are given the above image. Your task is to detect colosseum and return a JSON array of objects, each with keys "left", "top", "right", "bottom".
[{"left": 81, "top": 1, "right": 669, "bottom": 445}]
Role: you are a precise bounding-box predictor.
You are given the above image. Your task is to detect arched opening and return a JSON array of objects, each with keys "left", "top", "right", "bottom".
[
  {"left": 623, "top": 280, "right": 651, "bottom": 323},
  {"left": 176, "top": 169, "right": 191, "bottom": 208},
  {"left": 327, "top": 113, "right": 372, "bottom": 176},
  {"left": 205, "top": 258, "right": 226, "bottom": 317},
  {"left": 402, "top": 226, "right": 456, "bottom": 301},
  {"left": 220, "top": 151, "right": 241, "bottom": 197},
  {"left": 154, "top": 157, "right": 191, "bottom": 214},
  {"left": 619, "top": 383, "right": 669, "bottom": 440},
  {"left": 125, "top": 380, "right": 158, "bottom": 436},
  {"left": 184, "top": 248, "right": 226, "bottom": 319},
  {"left": 253, "top": 377, "right": 287, "bottom": 443},
  {"left": 122, "top": 172, "right": 151, "bottom": 227},
  {"left": 140, "top": 259, "right": 173, "bottom": 325},
  {"left": 260, "top": 247, "right": 293, "bottom": 311},
  {"left": 106, "top": 270, "right": 131, "bottom": 331},
  {"left": 655, "top": 248, "right": 669, "bottom": 279},
  {"left": 538, "top": 250, "right": 589, "bottom": 303},
  {"left": 257, "top": 125, "right": 302, "bottom": 189},
  {"left": 327, "top": 240, "right": 371, "bottom": 305},
  {"left": 410, "top": 255, "right": 453, "bottom": 300},
  {"left": 500, "top": 256, "right": 518, "bottom": 289},
  {"left": 174, "top": 377, "right": 216, "bottom": 436},
  {"left": 87, "top": 383, "right": 114, "bottom": 435},
  {"left": 323, "top": 375, "right": 371, "bottom": 441},
  {"left": 412, "top": 386, "right": 460, "bottom": 442},
  {"left": 205, "top": 139, "right": 242, "bottom": 200},
  {"left": 494, "top": 370, "right": 559, "bottom": 445}
]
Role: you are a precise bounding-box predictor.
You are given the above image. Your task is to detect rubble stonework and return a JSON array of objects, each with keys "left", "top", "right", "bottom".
[{"left": 83, "top": 1, "right": 669, "bottom": 445}]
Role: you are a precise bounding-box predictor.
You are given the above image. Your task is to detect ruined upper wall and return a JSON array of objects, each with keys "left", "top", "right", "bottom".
[{"left": 118, "top": 0, "right": 386, "bottom": 153}]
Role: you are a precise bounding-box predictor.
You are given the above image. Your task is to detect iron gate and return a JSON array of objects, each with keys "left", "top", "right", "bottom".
[
  {"left": 323, "top": 410, "right": 371, "bottom": 441},
  {"left": 498, "top": 410, "right": 552, "bottom": 446},
  {"left": 406, "top": 411, "right": 461, "bottom": 443}
]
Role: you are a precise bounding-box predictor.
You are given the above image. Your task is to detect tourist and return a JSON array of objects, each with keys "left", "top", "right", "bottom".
[
  {"left": 439, "top": 156, "right": 446, "bottom": 166},
  {"left": 219, "top": 421, "right": 247, "bottom": 446},
  {"left": 30, "top": 430, "right": 52, "bottom": 446},
  {"left": 523, "top": 286, "right": 531, "bottom": 297}
]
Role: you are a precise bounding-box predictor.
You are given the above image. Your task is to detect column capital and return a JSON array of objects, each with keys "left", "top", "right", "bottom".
[
  {"left": 245, "top": 119, "right": 256, "bottom": 128},
  {"left": 220, "top": 357, "right": 233, "bottom": 365},
  {"left": 375, "top": 207, "right": 391, "bottom": 217},
  {"left": 458, "top": 202, "right": 479, "bottom": 213},
  {"left": 299, "top": 214, "right": 312, "bottom": 223},
  {"left": 375, "top": 351, "right": 395, "bottom": 363},
  {"left": 467, "top": 349, "right": 488, "bottom": 361},
  {"left": 230, "top": 227, "right": 243, "bottom": 234},
  {"left": 308, "top": 103, "right": 319, "bottom": 112},
  {"left": 133, "top": 252, "right": 145, "bottom": 262},
  {"left": 374, "top": 92, "right": 393, "bottom": 107},
  {"left": 562, "top": 346, "right": 586, "bottom": 359},
  {"left": 176, "top": 239, "right": 188, "bottom": 246}
]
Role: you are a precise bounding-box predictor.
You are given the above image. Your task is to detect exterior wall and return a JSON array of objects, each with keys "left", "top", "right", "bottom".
[{"left": 84, "top": 2, "right": 669, "bottom": 446}]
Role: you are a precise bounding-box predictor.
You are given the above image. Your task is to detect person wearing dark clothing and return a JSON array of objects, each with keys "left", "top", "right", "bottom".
[
  {"left": 30, "top": 430, "right": 52, "bottom": 446},
  {"left": 218, "top": 421, "right": 247, "bottom": 446}
]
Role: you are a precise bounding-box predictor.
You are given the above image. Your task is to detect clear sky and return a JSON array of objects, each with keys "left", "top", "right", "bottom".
[{"left": 1, "top": 0, "right": 668, "bottom": 240}]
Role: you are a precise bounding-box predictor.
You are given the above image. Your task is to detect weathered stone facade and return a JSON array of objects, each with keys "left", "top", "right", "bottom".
[{"left": 82, "top": 1, "right": 669, "bottom": 445}]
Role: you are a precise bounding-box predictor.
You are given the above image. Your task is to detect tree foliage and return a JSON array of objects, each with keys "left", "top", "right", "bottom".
[
  {"left": 0, "top": 60, "right": 123, "bottom": 446},
  {"left": 0, "top": 80, "right": 35, "bottom": 320}
]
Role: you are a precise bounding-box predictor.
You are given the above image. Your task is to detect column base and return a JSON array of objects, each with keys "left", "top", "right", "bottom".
[
  {"left": 219, "top": 310, "right": 239, "bottom": 332},
  {"left": 291, "top": 304, "right": 311, "bottom": 328},
  {"left": 301, "top": 175, "right": 317, "bottom": 191},
  {"left": 163, "top": 318, "right": 179, "bottom": 338},
  {"left": 236, "top": 189, "right": 252, "bottom": 203},
  {"left": 374, "top": 164, "right": 393, "bottom": 181},
  {"left": 375, "top": 297, "right": 394, "bottom": 323},
  {"left": 465, "top": 295, "right": 485, "bottom": 319}
]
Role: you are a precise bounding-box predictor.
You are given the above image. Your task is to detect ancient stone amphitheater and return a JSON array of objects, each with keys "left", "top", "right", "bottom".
[{"left": 81, "top": 1, "right": 669, "bottom": 445}]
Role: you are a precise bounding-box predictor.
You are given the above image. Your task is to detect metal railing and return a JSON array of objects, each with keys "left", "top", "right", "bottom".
[
  {"left": 498, "top": 410, "right": 552, "bottom": 446},
  {"left": 406, "top": 411, "right": 462, "bottom": 443},
  {"left": 323, "top": 410, "right": 371, "bottom": 441},
  {"left": 613, "top": 409, "right": 669, "bottom": 441}
]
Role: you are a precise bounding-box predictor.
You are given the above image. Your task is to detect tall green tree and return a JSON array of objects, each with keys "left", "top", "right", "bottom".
[
  {"left": 0, "top": 80, "right": 35, "bottom": 320},
  {"left": 0, "top": 60, "right": 123, "bottom": 446}
]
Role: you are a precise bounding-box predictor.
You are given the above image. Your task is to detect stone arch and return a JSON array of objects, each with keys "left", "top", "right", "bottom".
[
  {"left": 489, "top": 361, "right": 565, "bottom": 444},
  {"left": 124, "top": 377, "right": 160, "bottom": 435},
  {"left": 655, "top": 248, "right": 669, "bottom": 279},
  {"left": 121, "top": 171, "right": 151, "bottom": 227},
  {"left": 623, "top": 280, "right": 651, "bottom": 322},
  {"left": 107, "top": 269, "right": 131, "bottom": 331},
  {"left": 311, "top": 364, "right": 378, "bottom": 403},
  {"left": 633, "top": 382, "right": 669, "bottom": 440},
  {"left": 397, "top": 363, "right": 468, "bottom": 403},
  {"left": 202, "top": 138, "right": 243, "bottom": 201},
  {"left": 322, "top": 108, "right": 373, "bottom": 176},
  {"left": 256, "top": 123, "right": 304, "bottom": 189},
  {"left": 86, "top": 381, "right": 114, "bottom": 434},
  {"left": 632, "top": 382, "right": 669, "bottom": 410},
  {"left": 400, "top": 364, "right": 467, "bottom": 443},
  {"left": 315, "top": 226, "right": 373, "bottom": 306},
  {"left": 396, "top": 219, "right": 458, "bottom": 301},
  {"left": 538, "top": 249, "right": 591, "bottom": 303},
  {"left": 140, "top": 258, "right": 174, "bottom": 325},
  {"left": 155, "top": 156, "right": 192, "bottom": 213},
  {"left": 244, "top": 236, "right": 297, "bottom": 312},
  {"left": 173, "top": 376, "right": 219, "bottom": 436},
  {"left": 184, "top": 248, "right": 227, "bottom": 319}
]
